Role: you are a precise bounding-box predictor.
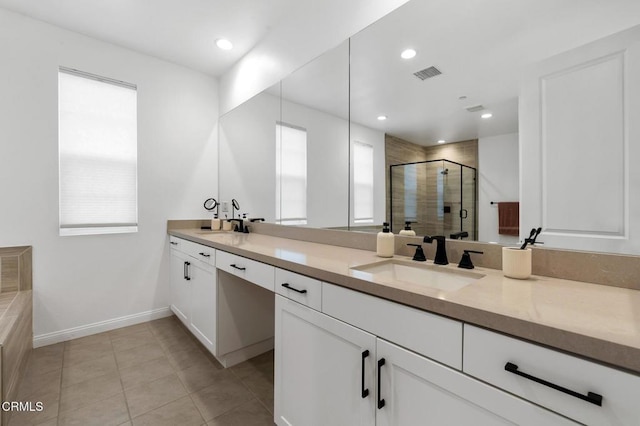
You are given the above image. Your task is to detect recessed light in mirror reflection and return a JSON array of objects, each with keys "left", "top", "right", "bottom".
[
  {"left": 377, "top": 115, "right": 387, "bottom": 121},
  {"left": 481, "top": 112, "right": 493, "bottom": 119},
  {"left": 437, "top": 140, "right": 446, "bottom": 144},
  {"left": 401, "top": 49, "right": 417, "bottom": 59}
]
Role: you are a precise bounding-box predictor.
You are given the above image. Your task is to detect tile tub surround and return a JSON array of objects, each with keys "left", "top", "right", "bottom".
[
  {"left": 0, "top": 246, "right": 32, "bottom": 293},
  {"left": 10, "top": 317, "right": 274, "bottom": 426},
  {"left": 168, "top": 225, "right": 640, "bottom": 374}
]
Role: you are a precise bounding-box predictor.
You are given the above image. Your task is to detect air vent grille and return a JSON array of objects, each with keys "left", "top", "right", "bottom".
[
  {"left": 413, "top": 66, "right": 442, "bottom": 81},
  {"left": 465, "top": 104, "right": 484, "bottom": 112}
]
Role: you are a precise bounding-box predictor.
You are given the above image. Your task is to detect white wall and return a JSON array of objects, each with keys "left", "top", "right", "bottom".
[
  {"left": 0, "top": 9, "right": 219, "bottom": 345},
  {"left": 218, "top": 0, "right": 410, "bottom": 115},
  {"left": 478, "top": 133, "right": 519, "bottom": 245}
]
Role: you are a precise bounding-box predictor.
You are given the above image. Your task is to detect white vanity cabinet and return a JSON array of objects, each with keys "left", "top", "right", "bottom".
[
  {"left": 274, "top": 295, "right": 376, "bottom": 426},
  {"left": 169, "top": 236, "right": 217, "bottom": 354},
  {"left": 275, "top": 281, "right": 578, "bottom": 426}
]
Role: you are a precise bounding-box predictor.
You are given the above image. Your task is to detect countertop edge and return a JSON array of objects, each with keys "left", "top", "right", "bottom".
[{"left": 169, "top": 229, "right": 640, "bottom": 375}]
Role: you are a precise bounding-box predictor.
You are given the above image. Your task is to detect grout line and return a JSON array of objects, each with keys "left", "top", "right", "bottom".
[{"left": 109, "top": 329, "right": 133, "bottom": 425}]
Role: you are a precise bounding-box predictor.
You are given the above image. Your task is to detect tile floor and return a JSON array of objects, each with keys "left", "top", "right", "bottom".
[{"left": 9, "top": 316, "right": 275, "bottom": 426}]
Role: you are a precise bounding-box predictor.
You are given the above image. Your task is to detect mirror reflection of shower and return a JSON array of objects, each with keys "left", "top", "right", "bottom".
[{"left": 389, "top": 159, "right": 477, "bottom": 240}]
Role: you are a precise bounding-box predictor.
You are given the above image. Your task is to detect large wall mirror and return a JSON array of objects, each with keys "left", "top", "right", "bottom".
[{"left": 219, "top": 0, "right": 640, "bottom": 254}]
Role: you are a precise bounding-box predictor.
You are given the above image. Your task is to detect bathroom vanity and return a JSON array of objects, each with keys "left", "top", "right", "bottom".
[{"left": 167, "top": 225, "right": 640, "bottom": 426}]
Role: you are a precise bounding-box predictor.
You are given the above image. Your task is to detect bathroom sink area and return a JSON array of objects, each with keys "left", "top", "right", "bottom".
[{"left": 350, "top": 259, "right": 484, "bottom": 291}]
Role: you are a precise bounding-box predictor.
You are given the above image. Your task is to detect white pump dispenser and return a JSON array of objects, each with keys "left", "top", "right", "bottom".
[{"left": 377, "top": 222, "right": 395, "bottom": 258}]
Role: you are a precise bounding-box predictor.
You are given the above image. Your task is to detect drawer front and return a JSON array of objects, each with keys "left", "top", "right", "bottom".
[
  {"left": 169, "top": 237, "right": 215, "bottom": 266},
  {"left": 463, "top": 325, "right": 640, "bottom": 425},
  {"left": 275, "top": 268, "right": 322, "bottom": 311},
  {"left": 322, "top": 282, "right": 462, "bottom": 369},
  {"left": 216, "top": 250, "right": 275, "bottom": 291},
  {"left": 169, "top": 236, "right": 188, "bottom": 252}
]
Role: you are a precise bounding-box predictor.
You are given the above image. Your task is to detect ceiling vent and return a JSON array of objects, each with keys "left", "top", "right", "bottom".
[
  {"left": 465, "top": 104, "right": 484, "bottom": 113},
  {"left": 413, "top": 66, "right": 442, "bottom": 81}
]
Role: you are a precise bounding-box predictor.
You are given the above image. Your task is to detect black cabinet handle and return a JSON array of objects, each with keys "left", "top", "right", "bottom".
[
  {"left": 199, "top": 252, "right": 211, "bottom": 258},
  {"left": 504, "top": 362, "right": 602, "bottom": 406},
  {"left": 361, "top": 350, "right": 370, "bottom": 398},
  {"left": 377, "top": 358, "right": 386, "bottom": 409},
  {"left": 170, "top": 241, "right": 178, "bottom": 245},
  {"left": 230, "top": 264, "right": 246, "bottom": 271},
  {"left": 281, "top": 283, "right": 307, "bottom": 294},
  {"left": 184, "top": 261, "right": 191, "bottom": 281},
  {"left": 183, "top": 261, "right": 187, "bottom": 279}
]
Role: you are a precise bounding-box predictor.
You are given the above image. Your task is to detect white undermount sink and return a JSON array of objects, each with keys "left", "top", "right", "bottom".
[{"left": 350, "top": 259, "right": 484, "bottom": 291}]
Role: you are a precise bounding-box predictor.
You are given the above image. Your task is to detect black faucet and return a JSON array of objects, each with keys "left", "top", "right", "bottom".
[
  {"left": 423, "top": 235, "right": 448, "bottom": 265},
  {"left": 230, "top": 218, "right": 245, "bottom": 233}
]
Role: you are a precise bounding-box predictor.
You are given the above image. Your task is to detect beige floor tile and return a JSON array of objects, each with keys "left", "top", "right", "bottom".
[
  {"left": 108, "top": 322, "right": 150, "bottom": 339},
  {"left": 32, "top": 343, "right": 65, "bottom": 358},
  {"left": 18, "top": 367, "right": 62, "bottom": 400},
  {"left": 64, "top": 332, "right": 112, "bottom": 350},
  {"left": 62, "top": 352, "right": 118, "bottom": 388},
  {"left": 58, "top": 392, "right": 129, "bottom": 426},
  {"left": 25, "top": 349, "right": 64, "bottom": 377},
  {"left": 156, "top": 331, "right": 200, "bottom": 354},
  {"left": 131, "top": 395, "right": 204, "bottom": 426},
  {"left": 190, "top": 370, "right": 254, "bottom": 422},
  {"left": 7, "top": 390, "right": 59, "bottom": 426},
  {"left": 63, "top": 339, "right": 114, "bottom": 365},
  {"left": 115, "top": 342, "right": 165, "bottom": 370},
  {"left": 207, "top": 398, "right": 274, "bottom": 426},
  {"left": 111, "top": 329, "right": 157, "bottom": 353},
  {"left": 165, "top": 346, "right": 215, "bottom": 371},
  {"left": 177, "top": 360, "right": 225, "bottom": 393},
  {"left": 58, "top": 371, "right": 123, "bottom": 414},
  {"left": 239, "top": 371, "right": 274, "bottom": 414},
  {"left": 118, "top": 422, "right": 132, "bottom": 426},
  {"left": 149, "top": 321, "right": 189, "bottom": 341},
  {"left": 124, "top": 373, "right": 187, "bottom": 418},
  {"left": 32, "top": 418, "right": 59, "bottom": 426},
  {"left": 230, "top": 351, "right": 273, "bottom": 380},
  {"left": 119, "top": 355, "right": 174, "bottom": 390}
]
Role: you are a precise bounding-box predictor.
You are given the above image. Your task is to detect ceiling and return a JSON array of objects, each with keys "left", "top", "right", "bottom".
[{"left": 0, "top": 0, "right": 297, "bottom": 77}]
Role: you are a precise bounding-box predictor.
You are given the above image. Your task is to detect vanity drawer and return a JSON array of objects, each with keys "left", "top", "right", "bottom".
[
  {"left": 216, "top": 250, "right": 275, "bottom": 291},
  {"left": 275, "top": 268, "right": 322, "bottom": 311},
  {"left": 463, "top": 325, "right": 640, "bottom": 425},
  {"left": 322, "top": 282, "right": 462, "bottom": 369},
  {"left": 169, "top": 237, "right": 215, "bottom": 266}
]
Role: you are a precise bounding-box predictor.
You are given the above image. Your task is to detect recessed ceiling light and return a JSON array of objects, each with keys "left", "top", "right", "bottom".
[
  {"left": 437, "top": 140, "right": 446, "bottom": 144},
  {"left": 481, "top": 112, "right": 493, "bottom": 119},
  {"left": 400, "top": 49, "right": 417, "bottom": 59},
  {"left": 216, "top": 38, "right": 233, "bottom": 50},
  {"left": 377, "top": 115, "right": 387, "bottom": 121}
]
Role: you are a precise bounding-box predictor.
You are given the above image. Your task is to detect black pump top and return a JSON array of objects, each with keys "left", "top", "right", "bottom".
[
  {"left": 404, "top": 221, "right": 413, "bottom": 231},
  {"left": 382, "top": 222, "right": 390, "bottom": 233}
]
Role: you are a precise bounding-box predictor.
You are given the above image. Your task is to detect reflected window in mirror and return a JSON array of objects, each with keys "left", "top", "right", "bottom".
[
  {"left": 404, "top": 164, "right": 418, "bottom": 223},
  {"left": 353, "top": 141, "right": 374, "bottom": 224},
  {"left": 276, "top": 122, "right": 307, "bottom": 225}
]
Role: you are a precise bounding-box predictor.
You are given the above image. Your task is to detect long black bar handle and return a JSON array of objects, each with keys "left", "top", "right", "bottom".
[
  {"left": 361, "top": 350, "right": 370, "bottom": 398},
  {"left": 377, "top": 358, "right": 386, "bottom": 409},
  {"left": 183, "top": 262, "right": 187, "bottom": 280},
  {"left": 199, "top": 252, "right": 211, "bottom": 258},
  {"left": 185, "top": 262, "right": 191, "bottom": 281},
  {"left": 230, "top": 264, "right": 246, "bottom": 271},
  {"left": 505, "top": 362, "right": 602, "bottom": 406},
  {"left": 281, "top": 283, "right": 307, "bottom": 294}
]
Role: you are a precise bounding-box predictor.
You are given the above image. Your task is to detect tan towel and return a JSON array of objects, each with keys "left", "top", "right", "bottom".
[{"left": 498, "top": 202, "right": 519, "bottom": 236}]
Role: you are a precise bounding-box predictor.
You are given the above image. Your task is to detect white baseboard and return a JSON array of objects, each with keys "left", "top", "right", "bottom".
[{"left": 33, "top": 306, "right": 173, "bottom": 348}]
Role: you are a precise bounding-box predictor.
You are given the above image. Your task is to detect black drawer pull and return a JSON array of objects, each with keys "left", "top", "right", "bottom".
[
  {"left": 184, "top": 261, "right": 191, "bottom": 281},
  {"left": 377, "top": 358, "right": 386, "bottom": 409},
  {"left": 199, "top": 252, "right": 211, "bottom": 258},
  {"left": 230, "top": 264, "right": 246, "bottom": 271},
  {"left": 170, "top": 241, "right": 178, "bottom": 245},
  {"left": 504, "top": 362, "right": 602, "bottom": 406},
  {"left": 361, "top": 350, "right": 370, "bottom": 398},
  {"left": 281, "top": 283, "right": 307, "bottom": 294}
]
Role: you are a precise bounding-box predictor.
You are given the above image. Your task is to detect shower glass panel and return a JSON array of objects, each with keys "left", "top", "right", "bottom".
[{"left": 389, "top": 159, "right": 477, "bottom": 239}]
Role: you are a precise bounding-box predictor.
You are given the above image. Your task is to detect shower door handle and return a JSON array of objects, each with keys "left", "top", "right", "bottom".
[{"left": 460, "top": 209, "right": 468, "bottom": 219}]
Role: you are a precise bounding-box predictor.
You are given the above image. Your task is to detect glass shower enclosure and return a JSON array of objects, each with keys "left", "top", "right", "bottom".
[{"left": 389, "top": 159, "right": 477, "bottom": 239}]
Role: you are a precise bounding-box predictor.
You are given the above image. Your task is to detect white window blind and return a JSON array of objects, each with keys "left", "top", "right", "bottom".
[
  {"left": 58, "top": 68, "right": 138, "bottom": 236},
  {"left": 276, "top": 123, "right": 307, "bottom": 225},
  {"left": 353, "top": 141, "right": 374, "bottom": 223},
  {"left": 404, "top": 164, "right": 417, "bottom": 222}
]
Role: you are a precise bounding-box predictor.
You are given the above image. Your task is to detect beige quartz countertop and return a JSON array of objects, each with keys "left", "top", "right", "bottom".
[{"left": 169, "top": 228, "right": 640, "bottom": 374}]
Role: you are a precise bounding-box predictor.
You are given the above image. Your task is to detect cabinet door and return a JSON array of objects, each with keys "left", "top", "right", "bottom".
[
  {"left": 189, "top": 260, "right": 217, "bottom": 355},
  {"left": 275, "top": 295, "right": 376, "bottom": 426},
  {"left": 376, "top": 339, "right": 577, "bottom": 426},
  {"left": 169, "top": 249, "right": 191, "bottom": 325}
]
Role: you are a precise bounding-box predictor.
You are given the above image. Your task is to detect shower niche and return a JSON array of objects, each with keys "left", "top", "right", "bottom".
[{"left": 389, "top": 159, "right": 477, "bottom": 240}]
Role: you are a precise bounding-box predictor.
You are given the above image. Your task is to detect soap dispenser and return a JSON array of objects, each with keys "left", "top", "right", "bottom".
[
  {"left": 211, "top": 213, "right": 221, "bottom": 231},
  {"left": 377, "top": 222, "right": 395, "bottom": 258},
  {"left": 399, "top": 221, "right": 416, "bottom": 236}
]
